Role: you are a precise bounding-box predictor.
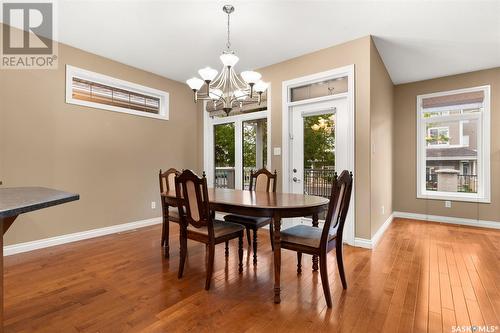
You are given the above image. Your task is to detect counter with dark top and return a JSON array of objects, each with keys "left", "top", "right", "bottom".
[
  {"left": 0, "top": 187, "right": 79, "bottom": 219},
  {"left": 0, "top": 186, "right": 79, "bottom": 332}
]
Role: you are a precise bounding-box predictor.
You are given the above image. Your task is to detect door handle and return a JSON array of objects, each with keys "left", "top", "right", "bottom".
[{"left": 292, "top": 177, "right": 301, "bottom": 183}]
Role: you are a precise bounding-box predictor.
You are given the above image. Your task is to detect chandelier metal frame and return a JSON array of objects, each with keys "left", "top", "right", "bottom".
[{"left": 186, "top": 5, "right": 268, "bottom": 115}]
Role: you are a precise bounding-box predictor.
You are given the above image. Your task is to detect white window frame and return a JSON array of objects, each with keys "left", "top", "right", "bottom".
[
  {"left": 65, "top": 65, "right": 169, "bottom": 120},
  {"left": 416, "top": 85, "right": 490, "bottom": 203},
  {"left": 426, "top": 126, "right": 450, "bottom": 147},
  {"left": 203, "top": 86, "right": 272, "bottom": 189}
]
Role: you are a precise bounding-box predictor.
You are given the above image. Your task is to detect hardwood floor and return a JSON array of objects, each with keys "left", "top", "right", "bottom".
[{"left": 3, "top": 218, "right": 500, "bottom": 332}]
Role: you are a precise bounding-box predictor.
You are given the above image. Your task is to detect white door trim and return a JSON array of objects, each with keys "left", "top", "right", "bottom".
[{"left": 281, "top": 65, "right": 355, "bottom": 245}]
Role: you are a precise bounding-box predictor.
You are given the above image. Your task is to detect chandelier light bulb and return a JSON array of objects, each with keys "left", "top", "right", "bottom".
[
  {"left": 186, "top": 77, "right": 204, "bottom": 91},
  {"left": 254, "top": 81, "right": 269, "bottom": 93},
  {"left": 198, "top": 67, "right": 218, "bottom": 81},
  {"left": 220, "top": 53, "right": 239, "bottom": 67},
  {"left": 209, "top": 88, "right": 223, "bottom": 100},
  {"left": 241, "top": 71, "right": 262, "bottom": 84}
]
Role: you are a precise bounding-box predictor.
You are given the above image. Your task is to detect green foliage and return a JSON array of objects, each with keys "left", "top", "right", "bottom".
[
  {"left": 214, "top": 114, "right": 335, "bottom": 171},
  {"left": 214, "top": 123, "right": 235, "bottom": 167},
  {"left": 304, "top": 114, "right": 335, "bottom": 169},
  {"left": 243, "top": 120, "right": 267, "bottom": 168}
]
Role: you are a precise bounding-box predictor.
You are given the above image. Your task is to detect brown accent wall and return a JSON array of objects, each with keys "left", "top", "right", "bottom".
[
  {"left": 370, "top": 39, "right": 394, "bottom": 237},
  {"left": 393, "top": 68, "right": 500, "bottom": 221},
  {"left": 0, "top": 31, "right": 199, "bottom": 245},
  {"left": 257, "top": 36, "right": 373, "bottom": 239}
]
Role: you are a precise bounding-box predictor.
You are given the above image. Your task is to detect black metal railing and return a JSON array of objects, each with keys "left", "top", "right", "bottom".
[
  {"left": 303, "top": 168, "right": 336, "bottom": 197},
  {"left": 214, "top": 167, "right": 235, "bottom": 189}
]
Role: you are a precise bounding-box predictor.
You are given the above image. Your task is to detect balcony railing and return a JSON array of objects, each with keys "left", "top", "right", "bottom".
[
  {"left": 426, "top": 173, "right": 477, "bottom": 193},
  {"left": 304, "top": 168, "right": 336, "bottom": 197},
  {"left": 214, "top": 167, "right": 235, "bottom": 189},
  {"left": 214, "top": 167, "right": 337, "bottom": 198},
  {"left": 214, "top": 167, "right": 258, "bottom": 189}
]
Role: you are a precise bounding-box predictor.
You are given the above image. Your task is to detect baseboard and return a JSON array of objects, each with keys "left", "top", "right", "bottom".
[
  {"left": 393, "top": 211, "right": 500, "bottom": 229},
  {"left": 354, "top": 213, "right": 394, "bottom": 249},
  {"left": 4, "top": 217, "right": 162, "bottom": 256}
]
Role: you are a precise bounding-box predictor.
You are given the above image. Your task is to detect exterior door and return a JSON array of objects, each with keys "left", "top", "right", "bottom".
[{"left": 289, "top": 97, "right": 351, "bottom": 230}]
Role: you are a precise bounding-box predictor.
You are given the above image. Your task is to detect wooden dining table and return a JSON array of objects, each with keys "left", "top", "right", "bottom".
[{"left": 162, "top": 187, "right": 329, "bottom": 304}]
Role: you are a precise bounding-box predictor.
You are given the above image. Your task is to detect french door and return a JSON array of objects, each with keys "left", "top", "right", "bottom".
[
  {"left": 290, "top": 97, "right": 348, "bottom": 195},
  {"left": 204, "top": 110, "right": 270, "bottom": 190},
  {"left": 288, "top": 96, "right": 353, "bottom": 237}
]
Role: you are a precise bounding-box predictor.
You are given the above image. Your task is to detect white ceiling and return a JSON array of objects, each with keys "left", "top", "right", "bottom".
[{"left": 52, "top": 1, "right": 500, "bottom": 84}]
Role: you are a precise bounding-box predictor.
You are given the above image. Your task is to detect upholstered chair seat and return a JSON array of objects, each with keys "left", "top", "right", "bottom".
[
  {"left": 281, "top": 225, "right": 336, "bottom": 248},
  {"left": 188, "top": 220, "right": 244, "bottom": 238}
]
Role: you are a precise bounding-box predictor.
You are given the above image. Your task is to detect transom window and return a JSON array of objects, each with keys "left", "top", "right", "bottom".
[
  {"left": 417, "top": 86, "right": 490, "bottom": 202},
  {"left": 66, "top": 65, "right": 169, "bottom": 120}
]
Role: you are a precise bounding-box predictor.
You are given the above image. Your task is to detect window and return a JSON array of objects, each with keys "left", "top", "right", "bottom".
[
  {"left": 417, "top": 86, "right": 490, "bottom": 202},
  {"left": 426, "top": 127, "right": 450, "bottom": 146},
  {"left": 290, "top": 76, "right": 347, "bottom": 102},
  {"left": 66, "top": 65, "right": 169, "bottom": 120}
]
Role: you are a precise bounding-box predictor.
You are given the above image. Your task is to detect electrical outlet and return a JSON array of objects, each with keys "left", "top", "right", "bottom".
[
  {"left": 381, "top": 205, "right": 385, "bottom": 215},
  {"left": 273, "top": 147, "right": 281, "bottom": 156},
  {"left": 151, "top": 201, "right": 156, "bottom": 209},
  {"left": 445, "top": 200, "right": 451, "bottom": 208}
]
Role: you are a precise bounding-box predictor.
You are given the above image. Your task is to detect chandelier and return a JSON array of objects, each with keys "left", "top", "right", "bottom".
[{"left": 186, "top": 5, "right": 268, "bottom": 115}]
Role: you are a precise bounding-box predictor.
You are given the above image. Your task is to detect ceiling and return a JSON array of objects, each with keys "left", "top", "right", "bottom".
[{"left": 51, "top": 1, "right": 500, "bottom": 84}]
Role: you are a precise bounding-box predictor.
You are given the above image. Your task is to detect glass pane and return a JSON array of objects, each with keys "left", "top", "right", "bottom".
[
  {"left": 242, "top": 119, "right": 268, "bottom": 189},
  {"left": 423, "top": 107, "right": 481, "bottom": 118},
  {"left": 291, "top": 77, "right": 347, "bottom": 102},
  {"left": 303, "top": 113, "right": 335, "bottom": 197},
  {"left": 214, "top": 123, "right": 235, "bottom": 189},
  {"left": 425, "top": 119, "right": 478, "bottom": 193}
]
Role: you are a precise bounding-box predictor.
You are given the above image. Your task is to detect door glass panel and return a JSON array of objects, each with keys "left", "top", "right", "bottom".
[
  {"left": 242, "top": 119, "right": 267, "bottom": 189},
  {"left": 214, "top": 123, "right": 235, "bottom": 189},
  {"left": 303, "top": 113, "right": 336, "bottom": 197}
]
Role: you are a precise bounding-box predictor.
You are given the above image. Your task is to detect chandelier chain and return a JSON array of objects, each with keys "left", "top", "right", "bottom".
[{"left": 226, "top": 10, "right": 231, "bottom": 51}]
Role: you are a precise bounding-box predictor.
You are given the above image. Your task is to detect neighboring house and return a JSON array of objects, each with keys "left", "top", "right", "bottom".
[{"left": 425, "top": 117, "right": 478, "bottom": 193}]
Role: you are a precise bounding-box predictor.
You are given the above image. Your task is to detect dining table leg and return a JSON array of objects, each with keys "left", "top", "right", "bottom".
[
  {"left": 312, "top": 213, "right": 319, "bottom": 271},
  {"left": 273, "top": 214, "right": 282, "bottom": 304}
]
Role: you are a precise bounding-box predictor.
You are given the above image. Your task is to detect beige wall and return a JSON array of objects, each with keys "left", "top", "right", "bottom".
[
  {"left": 393, "top": 68, "right": 500, "bottom": 221},
  {"left": 369, "top": 39, "right": 394, "bottom": 237},
  {"left": 0, "top": 34, "right": 199, "bottom": 245},
  {"left": 257, "top": 36, "right": 373, "bottom": 239}
]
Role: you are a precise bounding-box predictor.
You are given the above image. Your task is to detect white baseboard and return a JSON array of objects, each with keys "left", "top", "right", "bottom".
[
  {"left": 393, "top": 211, "right": 500, "bottom": 229},
  {"left": 4, "top": 217, "right": 162, "bottom": 256},
  {"left": 354, "top": 213, "right": 394, "bottom": 249}
]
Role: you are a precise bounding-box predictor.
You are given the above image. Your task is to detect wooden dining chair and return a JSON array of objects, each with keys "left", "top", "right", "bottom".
[
  {"left": 280, "top": 170, "right": 353, "bottom": 308},
  {"left": 175, "top": 169, "right": 244, "bottom": 290},
  {"left": 223, "top": 168, "right": 277, "bottom": 265},
  {"left": 159, "top": 168, "right": 181, "bottom": 258}
]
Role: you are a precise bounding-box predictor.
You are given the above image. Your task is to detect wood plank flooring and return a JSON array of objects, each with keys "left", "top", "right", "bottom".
[{"left": 3, "top": 218, "right": 500, "bottom": 332}]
